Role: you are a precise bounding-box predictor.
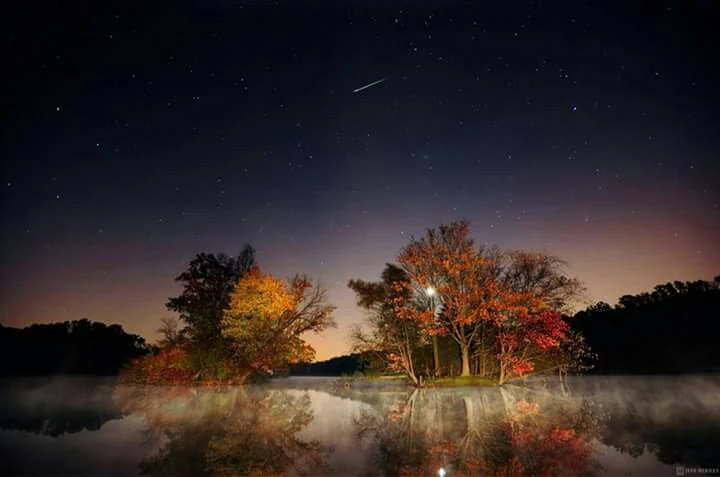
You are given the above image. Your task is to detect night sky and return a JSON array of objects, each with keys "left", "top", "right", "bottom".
[{"left": 2, "top": 1, "right": 718, "bottom": 359}]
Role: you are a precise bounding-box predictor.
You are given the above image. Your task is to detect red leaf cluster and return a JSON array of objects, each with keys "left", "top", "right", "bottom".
[{"left": 121, "top": 344, "right": 195, "bottom": 385}]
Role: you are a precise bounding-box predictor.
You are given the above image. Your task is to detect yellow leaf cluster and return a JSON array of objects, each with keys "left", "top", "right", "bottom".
[{"left": 227, "top": 270, "right": 296, "bottom": 320}]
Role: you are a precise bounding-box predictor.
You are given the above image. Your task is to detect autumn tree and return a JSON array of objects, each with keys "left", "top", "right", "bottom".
[
  {"left": 348, "top": 264, "right": 424, "bottom": 385},
  {"left": 221, "top": 268, "right": 335, "bottom": 382},
  {"left": 166, "top": 246, "right": 256, "bottom": 347},
  {"left": 395, "top": 221, "right": 513, "bottom": 377},
  {"left": 493, "top": 303, "right": 569, "bottom": 384},
  {"left": 468, "top": 249, "right": 585, "bottom": 378},
  {"left": 393, "top": 221, "right": 577, "bottom": 382},
  {"left": 470, "top": 254, "right": 574, "bottom": 384}
]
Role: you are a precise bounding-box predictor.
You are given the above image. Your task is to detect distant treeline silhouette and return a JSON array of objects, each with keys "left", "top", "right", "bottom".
[
  {"left": 288, "top": 353, "right": 371, "bottom": 376},
  {"left": 0, "top": 319, "right": 149, "bottom": 376},
  {"left": 573, "top": 276, "right": 720, "bottom": 374}
]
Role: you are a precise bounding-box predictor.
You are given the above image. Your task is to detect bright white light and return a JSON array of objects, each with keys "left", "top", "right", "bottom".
[
  {"left": 438, "top": 468, "right": 446, "bottom": 477},
  {"left": 425, "top": 286, "right": 437, "bottom": 296}
]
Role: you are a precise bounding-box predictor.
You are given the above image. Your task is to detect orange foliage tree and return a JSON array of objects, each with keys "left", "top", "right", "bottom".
[
  {"left": 221, "top": 267, "right": 336, "bottom": 381},
  {"left": 395, "top": 221, "right": 570, "bottom": 381},
  {"left": 395, "top": 221, "right": 517, "bottom": 376}
]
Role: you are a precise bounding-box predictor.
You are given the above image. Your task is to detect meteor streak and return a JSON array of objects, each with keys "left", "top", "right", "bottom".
[{"left": 352, "top": 78, "right": 386, "bottom": 93}]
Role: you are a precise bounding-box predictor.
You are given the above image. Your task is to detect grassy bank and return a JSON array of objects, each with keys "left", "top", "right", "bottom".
[
  {"left": 425, "top": 375, "right": 497, "bottom": 387},
  {"left": 335, "top": 374, "right": 498, "bottom": 388}
]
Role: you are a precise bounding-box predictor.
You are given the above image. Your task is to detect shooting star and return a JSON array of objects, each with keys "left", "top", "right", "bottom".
[{"left": 352, "top": 78, "right": 386, "bottom": 93}]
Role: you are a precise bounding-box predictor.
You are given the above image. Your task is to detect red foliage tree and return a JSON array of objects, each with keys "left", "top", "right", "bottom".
[
  {"left": 393, "top": 221, "right": 572, "bottom": 382},
  {"left": 494, "top": 302, "right": 569, "bottom": 384},
  {"left": 121, "top": 344, "right": 195, "bottom": 385},
  {"left": 395, "top": 222, "right": 507, "bottom": 376}
]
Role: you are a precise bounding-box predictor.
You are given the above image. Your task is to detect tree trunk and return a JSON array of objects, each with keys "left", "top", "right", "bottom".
[
  {"left": 559, "top": 367, "right": 569, "bottom": 395},
  {"left": 404, "top": 357, "right": 419, "bottom": 386},
  {"left": 480, "top": 350, "right": 487, "bottom": 377},
  {"left": 498, "top": 341, "right": 507, "bottom": 385},
  {"left": 236, "top": 369, "right": 253, "bottom": 385},
  {"left": 404, "top": 332, "right": 419, "bottom": 387},
  {"left": 432, "top": 335, "right": 441, "bottom": 377},
  {"left": 460, "top": 343, "right": 471, "bottom": 376}
]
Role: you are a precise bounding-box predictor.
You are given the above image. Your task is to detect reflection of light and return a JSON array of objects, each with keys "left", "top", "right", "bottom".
[
  {"left": 438, "top": 468, "right": 446, "bottom": 477},
  {"left": 425, "top": 286, "right": 437, "bottom": 296}
]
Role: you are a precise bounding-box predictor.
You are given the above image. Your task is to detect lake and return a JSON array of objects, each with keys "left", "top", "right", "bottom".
[{"left": 1, "top": 375, "right": 718, "bottom": 475}]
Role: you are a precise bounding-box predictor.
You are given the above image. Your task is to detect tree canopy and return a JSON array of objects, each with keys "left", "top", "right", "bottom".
[
  {"left": 350, "top": 221, "right": 584, "bottom": 384},
  {"left": 126, "top": 246, "right": 336, "bottom": 384},
  {"left": 166, "top": 245, "right": 256, "bottom": 346},
  {"left": 222, "top": 268, "right": 336, "bottom": 377}
]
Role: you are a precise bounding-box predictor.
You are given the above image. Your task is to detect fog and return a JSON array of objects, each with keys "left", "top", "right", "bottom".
[{"left": 1, "top": 375, "right": 718, "bottom": 475}]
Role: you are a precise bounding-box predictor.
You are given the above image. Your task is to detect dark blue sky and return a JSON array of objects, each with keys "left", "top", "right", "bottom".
[{"left": 1, "top": 1, "right": 718, "bottom": 358}]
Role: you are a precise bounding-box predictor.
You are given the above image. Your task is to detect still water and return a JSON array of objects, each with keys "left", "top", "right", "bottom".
[{"left": 1, "top": 375, "right": 718, "bottom": 476}]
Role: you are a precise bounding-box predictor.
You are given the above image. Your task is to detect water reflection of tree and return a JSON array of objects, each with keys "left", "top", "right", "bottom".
[
  {"left": 110, "top": 377, "right": 720, "bottom": 475},
  {"left": 353, "top": 385, "right": 598, "bottom": 476},
  {"left": 114, "top": 386, "right": 328, "bottom": 476}
]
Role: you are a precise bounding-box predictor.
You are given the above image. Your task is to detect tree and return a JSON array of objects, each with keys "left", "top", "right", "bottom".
[
  {"left": 494, "top": 306, "right": 569, "bottom": 384},
  {"left": 349, "top": 264, "right": 424, "bottom": 385},
  {"left": 156, "top": 317, "right": 184, "bottom": 347},
  {"left": 464, "top": 248, "right": 585, "bottom": 378},
  {"left": 166, "top": 245, "right": 255, "bottom": 346},
  {"left": 221, "top": 268, "right": 335, "bottom": 382},
  {"left": 395, "top": 221, "right": 511, "bottom": 377},
  {"left": 499, "top": 251, "right": 586, "bottom": 313},
  {"left": 551, "top": 329, "right": 596, "bottom": 392},
  {"left": 393, "top": 222, "right": 577, "bottom": 381}
]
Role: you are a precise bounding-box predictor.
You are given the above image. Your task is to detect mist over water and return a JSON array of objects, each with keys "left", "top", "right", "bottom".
[{"left": 1, "top": 375, "right": 718, "bottom": 476}]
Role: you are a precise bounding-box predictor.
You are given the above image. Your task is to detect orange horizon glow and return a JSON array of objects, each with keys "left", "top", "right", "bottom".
[{"left": 2, "top": 218, "right": 717, "bottom": 361}]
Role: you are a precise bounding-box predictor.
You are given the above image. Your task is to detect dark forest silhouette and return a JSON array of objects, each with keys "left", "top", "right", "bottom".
[
  {"left": 0, "top": 319, "right": 148, "bottom": 376},
  {"left": 288, "top": 353, "right": 372, "bottom": 376},
  {"left": 572, "top": 276, "right": 720, "bottom": 374}
]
